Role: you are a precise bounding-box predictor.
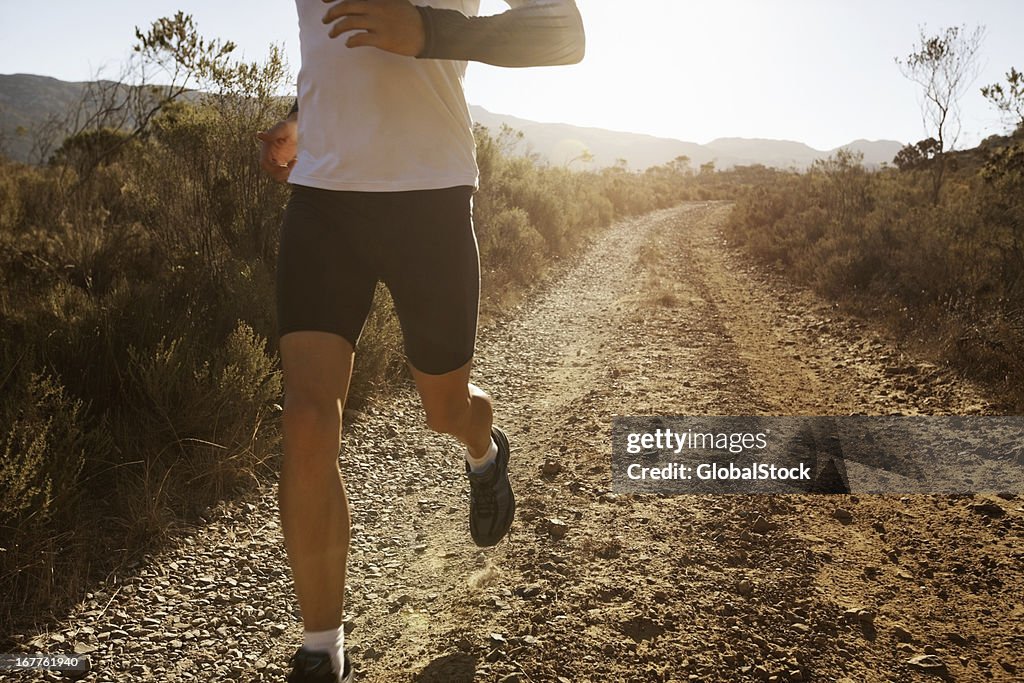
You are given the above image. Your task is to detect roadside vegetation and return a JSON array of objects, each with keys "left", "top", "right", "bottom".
[{"left": 722, "top": 29, "right": 1024, "bottom": 409}]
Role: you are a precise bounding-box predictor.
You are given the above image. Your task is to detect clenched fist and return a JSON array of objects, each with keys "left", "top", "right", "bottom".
[{"left": 256, "top": 115, "right": 298, "bottom": 184}]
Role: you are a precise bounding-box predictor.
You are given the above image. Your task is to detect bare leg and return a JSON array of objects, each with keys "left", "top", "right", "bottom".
[
  {"left": 409, "top": 359, "right": 493, "bottom": 456},
  {"left": 279, "top": 331, "right": 354, "bottom": 632}
]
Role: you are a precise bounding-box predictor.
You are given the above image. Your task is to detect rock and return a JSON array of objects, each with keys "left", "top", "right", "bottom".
[
  {"left": 541, "top": 460, "right": 562, "bottom": 477},
  {"left": 751, "top": 516, "right": 774, "bottom": 534},
  {"left": 737, "top": 579, "right": 753, "bottom": 596},
  {"left": 906, "top": 654, "right": 947, "bottom": 674},
  {"left": 514, "top": 583, "right": 544, "bottom": 599},
  {"left": 842, "top": 607, "right": 875, "bottom": 624},
  {"left": 892, "top": 625, "right": 914, "bottom": 642},
  {"left": 832, "top": 508, "right": 853, "bottom": 523},
  {"left": 968, "top": 502, "right": 1005, "bottom": 518},
  {"left": 545, "top": 518, "right": 569, "bottom": 540},
  {"left": 945, "top": 631, "right": 967, "bottom": 646},
  {"left": 855, "top": 608, "right": 875, "bottom": 625}
]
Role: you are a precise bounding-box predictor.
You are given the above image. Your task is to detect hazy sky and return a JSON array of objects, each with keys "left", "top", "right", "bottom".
[{"left": 1, "top": 1, "right": 1021, "bottom": 149}]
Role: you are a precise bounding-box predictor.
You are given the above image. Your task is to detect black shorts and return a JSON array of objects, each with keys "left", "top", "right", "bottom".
[{"left": 276, "top": 184, "right": 479, "bottom": 375}]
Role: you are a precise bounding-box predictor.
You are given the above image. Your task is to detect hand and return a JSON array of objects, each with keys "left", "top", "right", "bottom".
[
  {"left": 256, "top": 115, "right": 298, "bottom": 184},
  {"left": 322, "top": 0, "right": 426, "bottom": 56}
]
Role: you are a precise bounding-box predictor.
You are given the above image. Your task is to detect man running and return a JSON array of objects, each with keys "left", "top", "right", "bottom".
[{"left": 256, "top": 2, "right": 584, "bottom": 681}]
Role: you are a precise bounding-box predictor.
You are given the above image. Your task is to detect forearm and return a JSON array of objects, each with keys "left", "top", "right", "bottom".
[{"left": 415, "top": 1, "right": 585, "bottom": 67}]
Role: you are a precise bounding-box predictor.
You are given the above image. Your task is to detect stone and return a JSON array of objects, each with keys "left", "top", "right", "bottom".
[
  {"left": 832, "top": 508, "right": 853, "bottom": 523},
  {"left": 892, "top": 625, "right": 913, "bottom": 642},
  {"left": 541, "top": 460, "right": 562, "bottom": 477},
  {"left": 968, "top": 502, "right": 1005, "bottom": 518},
  {"left": 906, "top": 654, "right": 946, "bottom": 674},
  {"left": 545, "top": 518, "right": 569, "bottom": 540},
  {"left": 751, "top": 516, "right": 774, "bottom": 534}
]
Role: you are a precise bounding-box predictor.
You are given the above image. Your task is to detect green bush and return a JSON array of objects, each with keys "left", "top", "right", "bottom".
[{"left": 0, "top": 373, "right": 86, "bottom": 527}]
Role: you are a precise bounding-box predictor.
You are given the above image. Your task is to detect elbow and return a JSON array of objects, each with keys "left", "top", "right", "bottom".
[
  {"left": 558, "top": 30, "right": 585, "bottom": 64},
  {"left": 559, "top": 15, "right": 586, "bottom": 64},
  {"left": 567, "top": 35, "right": 585, "bottom": 64},
  {"left": 566, "top": 5, "right": 586, "bottom": 64}
]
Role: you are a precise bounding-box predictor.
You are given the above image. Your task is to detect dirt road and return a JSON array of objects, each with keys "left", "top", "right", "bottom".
[{"left": 13, "top": 203, "right": 1023, "bottom": 682}]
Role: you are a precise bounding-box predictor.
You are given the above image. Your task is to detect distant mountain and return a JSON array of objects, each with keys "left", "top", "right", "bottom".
[
  {"left": 469, "top": 106, "right": 711, "bottom": 169},
  {"left": 1, "top": 73, "right": 905, "bottom": 170},
  {"left": 0, "top": 74, "right": 96, "bottom": 162},
  {"left": 470, "top": 107, "right": 903, "bottom": 170}
]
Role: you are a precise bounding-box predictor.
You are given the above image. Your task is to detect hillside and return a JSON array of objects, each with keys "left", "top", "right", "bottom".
[
  {"left": 1, "top": 73, "right": 904, "bottom": 170},
  {"left": 469, "top": 106, "right": 904, "bottom": 170}
]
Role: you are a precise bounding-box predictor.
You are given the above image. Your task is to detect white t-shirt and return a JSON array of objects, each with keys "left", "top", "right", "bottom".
[{"left": 290, "top": 0, "right": 481, "bottom": 192}]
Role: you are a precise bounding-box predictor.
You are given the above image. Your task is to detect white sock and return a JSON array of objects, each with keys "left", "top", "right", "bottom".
[
  {"left": 303, "top": 626, "right": 345, "bottom": 680},
  {"left": 466, "top": 438, "right": 498, "bottom": 473}
]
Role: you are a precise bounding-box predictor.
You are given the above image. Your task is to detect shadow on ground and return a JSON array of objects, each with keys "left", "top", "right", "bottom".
[{"left": 412, "top": 652, "right": 477, "bottom": 682}]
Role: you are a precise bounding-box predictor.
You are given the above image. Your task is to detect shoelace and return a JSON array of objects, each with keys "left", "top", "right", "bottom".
[{"left": 470, "top": 479, "right": 498, "bottom": 517}]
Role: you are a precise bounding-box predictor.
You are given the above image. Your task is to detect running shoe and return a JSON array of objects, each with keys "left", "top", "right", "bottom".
[
  {"left": 467, "top": 426, "right": 516, "bottom": 547},
  {"left": 286, "top": 647, "right": 353, "bottom": 683}
]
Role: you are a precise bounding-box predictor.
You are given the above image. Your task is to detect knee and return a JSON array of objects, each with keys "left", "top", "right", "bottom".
[
  {"left": 423, "top": 395, "right": 471, "bottom": 436},
  {"left": 282, "top": 395, "right": 342, "bottom": 445}
]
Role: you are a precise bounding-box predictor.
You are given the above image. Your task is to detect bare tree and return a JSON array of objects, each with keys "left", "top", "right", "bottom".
[
  {"left": 982, "top": 67, "right": 1024, "bottom": 133},
  {"left": 28, "top": 112, "right": 68, "bottom": 165},
  {"left": 896, "top": 25, "right": 984, "bottom": 204},
  {"left": 53, "top": 12, "right": 236, "bottom": 179}
]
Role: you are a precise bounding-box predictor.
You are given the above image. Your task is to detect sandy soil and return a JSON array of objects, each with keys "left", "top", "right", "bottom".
[{"left": 10, "top": 202, "right": 1023, "bottom": 682}]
